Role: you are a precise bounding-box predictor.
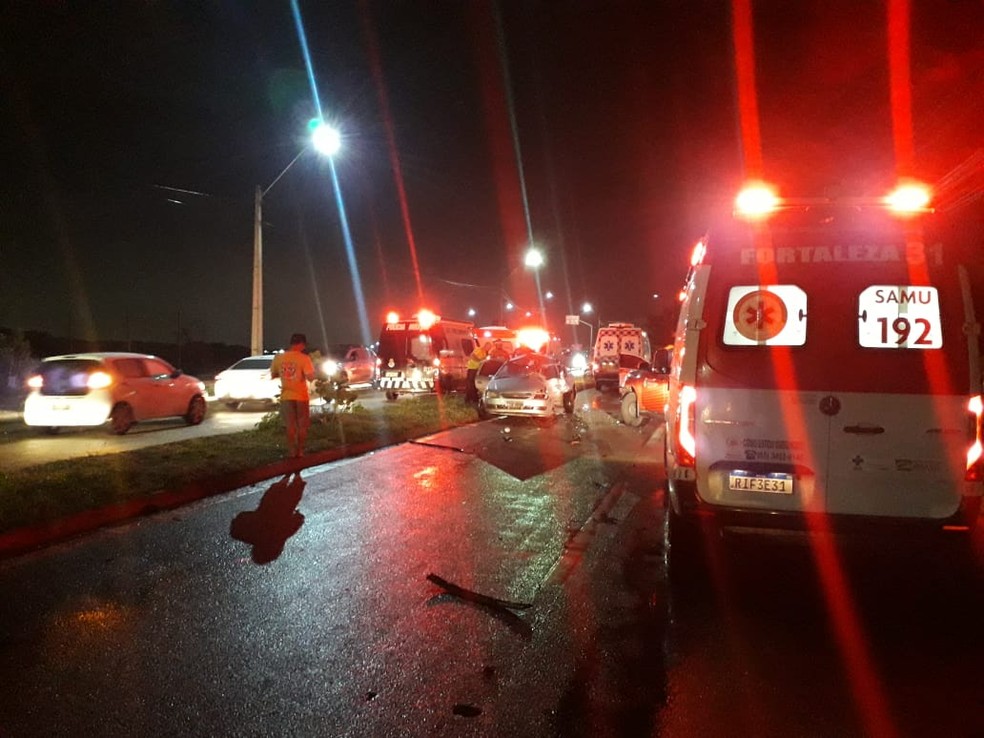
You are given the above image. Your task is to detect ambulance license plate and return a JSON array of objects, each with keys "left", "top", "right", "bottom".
[
  {"left": 385, "top": 371, "right": 400, "bottom": 378},
  {"left": 728, "top": 473, "right": 793, "bottom": 494}
]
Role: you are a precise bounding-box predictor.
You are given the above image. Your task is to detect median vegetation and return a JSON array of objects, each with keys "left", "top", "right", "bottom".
[{"left": 0, "top": 395, "right": 478, "bottom": 534}]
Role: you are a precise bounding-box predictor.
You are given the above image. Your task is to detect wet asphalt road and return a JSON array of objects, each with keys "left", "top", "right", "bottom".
[{"left": 0, "top": 397, "right": 982, "bottom": 737}]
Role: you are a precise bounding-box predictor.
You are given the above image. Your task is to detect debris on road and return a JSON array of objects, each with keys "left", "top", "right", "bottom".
[{"left": 425, "top": 573, "right": 531, "bottom": 611}]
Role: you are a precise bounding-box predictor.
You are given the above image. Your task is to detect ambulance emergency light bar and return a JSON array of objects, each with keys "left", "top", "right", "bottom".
[
  {"left": 385, "top": 309, "right": 440, "bottom": 329},
  {"left": 733, "top": 181, "right": 933, "bottom": 220}
]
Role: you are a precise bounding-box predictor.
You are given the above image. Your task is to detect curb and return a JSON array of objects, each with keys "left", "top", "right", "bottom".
[{"left": 0, "top": 439, "right": 385, "bottom": 561}]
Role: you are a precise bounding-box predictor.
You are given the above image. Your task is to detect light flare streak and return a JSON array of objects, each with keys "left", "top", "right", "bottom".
[
  {"left": 329, "top": 157, "right": 372, "bottom": 346},
  {"left": 360, "top": 1, "right": 425, "bottom": 304},
  {"left": 290, "top": 0, "right": 371, "bottom": 346},
  {"left": 730, "top": 5, "right": 898, "bottom": 735}
]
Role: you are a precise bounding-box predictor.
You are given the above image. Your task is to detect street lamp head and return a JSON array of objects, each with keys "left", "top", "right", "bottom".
[
  {"left": 311, "top": 121, "right": 341, "bottom": 156},
  {"left": 581, "top": 302, "right": 593, "bottom": 314},
  {"left": 524, "top": 247, "right": 544, "bottom": 269}
]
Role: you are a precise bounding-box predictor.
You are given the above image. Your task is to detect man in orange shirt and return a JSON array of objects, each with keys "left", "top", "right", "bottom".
[{"left": 270, "top": 333, "right": 316, "bottom": 458}]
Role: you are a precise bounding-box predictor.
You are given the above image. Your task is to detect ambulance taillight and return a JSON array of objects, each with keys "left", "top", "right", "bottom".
[
  {"left": 734, "top": 182, "right": 779, "bottom": 220},
  {"left": 967, "top": 395, "right": 983, "bottom": 482},
  {"left": 674, "top": 385, "right": 697, "bottom": 467},
  {"left": 884, "top": 183, "right": 932, "bottom": 216}
]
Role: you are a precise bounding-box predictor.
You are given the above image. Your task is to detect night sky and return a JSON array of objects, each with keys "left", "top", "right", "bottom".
[{"left": 1, "top": 1, "right": 980, "bottom": 352}]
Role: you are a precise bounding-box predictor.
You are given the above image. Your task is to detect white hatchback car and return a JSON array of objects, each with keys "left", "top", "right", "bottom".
[{"left": 23, "top": 352, "right": 207, "bottom": 435}]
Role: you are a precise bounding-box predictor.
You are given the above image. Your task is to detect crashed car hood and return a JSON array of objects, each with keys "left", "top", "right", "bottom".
[{"left": 487, "top": 374, "right": 547, "bottom": 394}]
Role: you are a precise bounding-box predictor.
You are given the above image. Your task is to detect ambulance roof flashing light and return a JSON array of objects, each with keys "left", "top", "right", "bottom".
[
  {"left": 885, "top": 183, "right": 932, "bottom": 216},
  {"left": 734, "top": 183, "right": 780, "bottom": 220},
  {"left": 385, "top": 311, "right": 400, "bottom": 325},
  {"left": 516, "top": 327, "right": 550, "bottom": 352},
  {"left": 416, "top": 309, "right": 439, "bottom": 330}
]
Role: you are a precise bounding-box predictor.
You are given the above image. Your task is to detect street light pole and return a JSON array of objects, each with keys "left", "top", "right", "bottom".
[
  {"left": 251, "top": 185, "right": 264, "bottom": 355},
  {"left": 250, "top": 123, "right": 340, "bottom": 356}
]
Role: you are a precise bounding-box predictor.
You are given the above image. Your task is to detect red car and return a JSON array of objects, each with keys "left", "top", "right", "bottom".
[{"left": 619, "top": 347, "right": 671, "bottom": 427}]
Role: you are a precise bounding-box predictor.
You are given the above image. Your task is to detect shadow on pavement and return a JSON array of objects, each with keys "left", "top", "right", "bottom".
[{"left": 230, "top": 472, "right": 306, "bottom": 564}]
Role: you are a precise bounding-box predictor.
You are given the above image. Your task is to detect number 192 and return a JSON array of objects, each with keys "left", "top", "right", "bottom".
[{"left": 877, "top": 316, "right": 933, "bottom": 345}]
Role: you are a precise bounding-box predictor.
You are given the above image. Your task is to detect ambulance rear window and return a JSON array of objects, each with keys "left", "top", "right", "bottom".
[{"left": 702, "top": 215, "right": 971, "bottom": 394}]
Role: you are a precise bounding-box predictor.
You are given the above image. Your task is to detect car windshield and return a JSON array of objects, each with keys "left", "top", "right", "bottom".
[
  {"left": 230, "top": 357, "right": 273, "bottom": 371},
  {"left": 324, "top": 344, "right": 355, "bottom": 360},
  {"left": 479, "top": 359, "right": 504, "bottom": 377},
  {"left": 497, "top": 355, "right": 558, "bottom": 379}
]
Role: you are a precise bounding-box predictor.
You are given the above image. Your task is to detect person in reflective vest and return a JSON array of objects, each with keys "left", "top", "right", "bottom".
[{"left": 465, "top": 342, "right": 490, "bottom": 404}]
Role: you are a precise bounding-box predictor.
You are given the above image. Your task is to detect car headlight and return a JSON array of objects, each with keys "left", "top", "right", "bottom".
[
  {"left": 532, "top": 391, "right": 547, "bottom": 400},
  {"left": 323, "top": 360, "right": 340, "bottom": 376},
  {"left": 485, "top": 391, "right": 499, "bottom": 400}
]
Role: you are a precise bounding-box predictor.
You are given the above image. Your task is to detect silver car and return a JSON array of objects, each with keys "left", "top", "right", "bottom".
[
  {"left": 479, "top": 353, "right": 576, "bottom": 422},
  {"left": 475, "top": 357, "right": 506, "bottom": 398}
]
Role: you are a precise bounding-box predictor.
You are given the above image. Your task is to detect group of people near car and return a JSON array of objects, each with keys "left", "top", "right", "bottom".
[{"left": 270, "top": 331, "right": 546, "bottom": 458}]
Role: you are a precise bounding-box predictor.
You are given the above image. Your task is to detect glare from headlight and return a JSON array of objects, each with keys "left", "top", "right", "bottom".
[
  {"left": 411, "top": 368, "right": 423, "bottom": 382},
  {"left": 323, "top": 360, "right": 340, "bottom": 375}
]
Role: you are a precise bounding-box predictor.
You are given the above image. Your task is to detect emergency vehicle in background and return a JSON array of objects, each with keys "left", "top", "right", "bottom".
[
  {"left": 376, "top": 310, "right": 477, "bottom": 401},
  {"left": 592, "top": 322, "right": 652, "bottom": 392},
  {"left": 478, "top": 326, "right": 519, "bottom": 358},
  {"left": 663, "top": 181, "right": 983, "bottom": 554}
]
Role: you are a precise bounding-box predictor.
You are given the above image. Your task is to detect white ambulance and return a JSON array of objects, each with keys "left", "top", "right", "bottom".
[
  {"left": 664, "top": 183, "right": 982, "bottom": 548},
  {"left": 376, "top": 310, "right": 477, "bottom": 400},
  {"left": 592, "top": 322, "right": 652, "bottom": 392}
]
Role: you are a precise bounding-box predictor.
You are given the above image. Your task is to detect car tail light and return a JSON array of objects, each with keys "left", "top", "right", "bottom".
[
  {"left": 674, "top": 384, "right": 697, "bottom": 467},
  {"left": 87, "top": 371, "right": 113, "bottom": 390},
  {"left": 26, "top": 374, "right": 43, "bottom": 390},
  {"left": 968, "top": 395, "right": 983, "bottom": 482}
]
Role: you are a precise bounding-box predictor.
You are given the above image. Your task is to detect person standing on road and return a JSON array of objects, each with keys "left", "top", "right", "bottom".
[
  {"left": 270, "top": 333, "right": 316, "bottom": 458},
  {"left": 465, "top": 342, "right": 491, "bottom": 404}
]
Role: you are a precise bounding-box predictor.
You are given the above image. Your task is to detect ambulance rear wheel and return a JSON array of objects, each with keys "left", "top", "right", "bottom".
[{"left": 385, "top": 391, "right": 398, "bottom": 402}]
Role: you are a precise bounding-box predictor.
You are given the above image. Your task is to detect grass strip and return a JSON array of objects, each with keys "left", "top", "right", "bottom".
[{"left": 0, "top": 395, "right": 478, "bottom": 533}]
